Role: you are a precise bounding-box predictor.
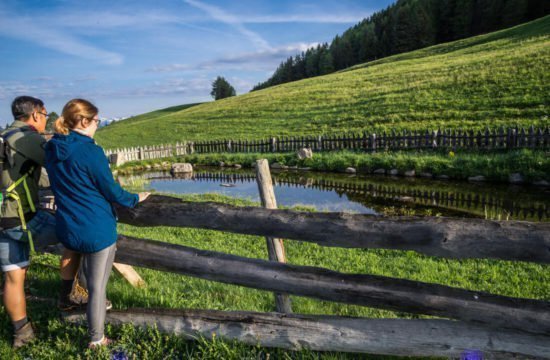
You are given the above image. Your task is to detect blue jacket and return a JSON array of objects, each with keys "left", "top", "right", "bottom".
[{"left": 45, "top": 131, "right": 138, "bottom": 253}]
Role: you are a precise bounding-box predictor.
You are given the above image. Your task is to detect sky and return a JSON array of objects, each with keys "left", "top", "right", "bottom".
[{"left": 0, "top": 0, "right": 394, "bottom": 125}]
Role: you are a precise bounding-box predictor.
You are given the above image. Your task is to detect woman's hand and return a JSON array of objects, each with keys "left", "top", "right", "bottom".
[{"left": 138, "top": 192, "right": 151, "bottom": 202}]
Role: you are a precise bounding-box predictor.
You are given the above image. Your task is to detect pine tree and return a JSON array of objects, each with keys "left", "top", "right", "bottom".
[{"left": 210, "top": 77, "right": 236, "bottom": 100}]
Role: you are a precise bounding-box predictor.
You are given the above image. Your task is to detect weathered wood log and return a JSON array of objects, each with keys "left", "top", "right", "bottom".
[
  {"left": 113, "top": 263, "right": 146, "bottom": 288},
  {"left": 63, "top": 308, "right": 550, "bottom": 359},
  {"left": 256, "top": 159, "right": 291, "bottom": 313},
  {"left": 114, "top": 235, "right": 550, "bottom": 335},
  {"left": 116, "top": 195, "right": 550, "bottom": 264}
]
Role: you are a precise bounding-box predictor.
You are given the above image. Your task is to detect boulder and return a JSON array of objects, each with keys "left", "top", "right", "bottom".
[
  {"left": 171, "top": 163, "right": 193, "bottom": 173},
  {"left": 218, "top": 161, "right": 225, "bottom": 167},
  {"left": 298, "top": 167, "right": 312, "bottom": 171},
  {"left": 373, "top": 168, "right": 386, "bottom": 175},
  {"left": 532, "top": 180, "right": 549, "bottom": 187},
  {"left": 345, "top": 167, "right": 356, "bottom": 174},
  {"left": 389, "top": 169, "right": 399, "bottom": 176},
  {"left": 234, "top": 164, "right": 242, "bottom": 169},
  {"left": 419, "top": 172, "right": 433, "bottom": 178},
  {"left": 271, "top": 163, "right": 288, "bottom": 170},
  {"left": 468, "top": 175, "right": 486, "bottom": 182},
  {"left": 145, "top": 164, "right": 152, "bottom": 170},
  {"left": 404, "top": 170, "right": 416, "bottom": 177},
  {"left": 297, "top": 148, "right": 313, "bottom": 160},
  {"left": 110, "top": 153, "right": 126, "bottom": 167},
  {"left": 508, "top": 173, "right": 524, "bottom": 184},
  {"left": 436, "top": 175, "right": 450, "bottom": 180}
]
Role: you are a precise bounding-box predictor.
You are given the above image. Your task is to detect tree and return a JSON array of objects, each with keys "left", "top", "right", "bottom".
[
  {"left": 210, "top": 77, "right": 236, "bottom": 100},
  {"left": 46, "top": 111, "right": 59, "bottom": 132}
]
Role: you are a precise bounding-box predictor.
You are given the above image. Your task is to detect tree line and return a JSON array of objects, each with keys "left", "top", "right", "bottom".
[{"left": 252, "top": 0, "right": 549, "bottom": 91}]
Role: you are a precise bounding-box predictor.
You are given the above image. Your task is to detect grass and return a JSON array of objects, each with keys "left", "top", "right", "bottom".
[
  {"left": 1, "top": 193, "right": 548, "bottom": 359},
  {"left": 117, "top": 148, "right": 550, "bottom": 183},
  {"left": 96, "top": 16, "right": 550, "bottom": 149}
]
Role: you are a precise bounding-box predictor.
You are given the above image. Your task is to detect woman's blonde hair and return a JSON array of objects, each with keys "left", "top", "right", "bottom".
[{"left": 54, "top": 98, "right": 98, "bottom": 135}]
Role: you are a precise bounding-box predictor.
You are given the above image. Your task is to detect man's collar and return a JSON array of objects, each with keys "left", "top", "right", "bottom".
[{"left": 10, "top": 120, "right": 38, "bottom": 132}]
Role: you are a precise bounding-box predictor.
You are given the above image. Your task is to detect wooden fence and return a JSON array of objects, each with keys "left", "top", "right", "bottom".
[
  {"left": 50, "top": 160, "right": 550, "bottom": 358},
  {"left": 105, "top": 126, "right": 550, "bottom": 164}
]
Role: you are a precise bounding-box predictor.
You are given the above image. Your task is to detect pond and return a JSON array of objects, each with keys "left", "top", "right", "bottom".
[{"left": 118, "top": 168, "right": 550, "bottom": 221}]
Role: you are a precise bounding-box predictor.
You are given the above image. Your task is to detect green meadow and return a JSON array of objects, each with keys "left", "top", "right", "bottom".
[
  {"left": 96, "top": 16, "right": 550, "bottom": 149},
  {"left": 1, "top": 194, "right": 549, "bottom": 359}
]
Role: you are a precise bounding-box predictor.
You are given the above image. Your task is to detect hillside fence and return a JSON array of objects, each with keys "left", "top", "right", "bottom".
[
  {"left": 46, "top": 160, "right": 550, "bottom": 358},
  {"left": 105, "top": 126, "right": 550, "bottom": 165}
]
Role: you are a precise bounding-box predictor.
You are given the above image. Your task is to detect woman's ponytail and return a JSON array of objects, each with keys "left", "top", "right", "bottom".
[
  {"left": 54, "top": 116, "right": 69, "bottom": 135},
  {"left": 56, "top": 99, "right": 98, "bottom": 135}
]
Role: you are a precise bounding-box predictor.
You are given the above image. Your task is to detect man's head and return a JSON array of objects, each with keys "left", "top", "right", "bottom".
[{"left": 11, "top": 96, "right": 48, "bottom": 133}]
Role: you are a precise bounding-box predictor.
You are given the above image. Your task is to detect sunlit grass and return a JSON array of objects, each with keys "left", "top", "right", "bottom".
[{"left": 96, "top": 17, "right": 549, "bottom": 149}]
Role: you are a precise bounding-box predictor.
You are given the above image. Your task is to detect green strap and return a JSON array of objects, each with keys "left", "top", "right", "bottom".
[{"left": 5, "top": 167, "right": 36, "bottom": 254}]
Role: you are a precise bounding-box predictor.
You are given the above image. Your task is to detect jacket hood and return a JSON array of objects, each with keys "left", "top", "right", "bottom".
[{"left": 45, "top": 131, "right": 94, "bottom": 162}]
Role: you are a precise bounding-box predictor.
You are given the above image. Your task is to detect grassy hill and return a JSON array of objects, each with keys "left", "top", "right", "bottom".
[{"left": 96, "top": 16, "right": 550, "bottom": 149}]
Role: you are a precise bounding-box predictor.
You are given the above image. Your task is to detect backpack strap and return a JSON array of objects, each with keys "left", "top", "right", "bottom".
[{"left": 1, "top": 128, "right": 36, "bottom": 253}]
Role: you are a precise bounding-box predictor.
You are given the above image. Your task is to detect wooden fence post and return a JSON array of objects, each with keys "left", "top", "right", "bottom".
[{"left": 255, "top": 159, "right": 292, "bottom": 313}]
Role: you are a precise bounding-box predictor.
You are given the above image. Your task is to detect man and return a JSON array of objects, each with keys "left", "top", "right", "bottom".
[{"left": 0, "top": 96, "right": 88, "bottom": 349}]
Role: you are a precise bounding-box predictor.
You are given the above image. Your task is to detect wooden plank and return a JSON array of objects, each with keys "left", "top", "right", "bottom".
[
  {"left": 113, "top": 263, "right": 146, "bottom": 288},
  {"left": 256, "top": 159, "right": 292, "bottom": 313},
  {"left": 63, "top": 308, "right": 550, "bottom": 359},
  {"left": 111, "top": 235, "right": 550, "bottom": 335},
  {"left": 115, "top": 195, "right": 550, "bottom": 264}
]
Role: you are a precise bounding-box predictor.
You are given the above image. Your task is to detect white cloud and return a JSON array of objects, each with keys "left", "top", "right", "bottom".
[
  {"left": 0, "top": 11, "right": 123, "bottom": 65},
  {"left": 148, "top": 42, "right": 319, "bottom": 72},
  {"left": 183, "top": 0, "right": 272, "bottom": 51}
]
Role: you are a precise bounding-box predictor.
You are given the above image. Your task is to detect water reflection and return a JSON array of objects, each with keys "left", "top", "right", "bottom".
[{"left": 119, "top": 168, "right": 549, "bottom": 221}]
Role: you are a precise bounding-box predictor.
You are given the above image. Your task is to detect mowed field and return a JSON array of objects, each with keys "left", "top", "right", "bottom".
[{"left": 96, "top": 16, "right": 550, "bottom": 149}]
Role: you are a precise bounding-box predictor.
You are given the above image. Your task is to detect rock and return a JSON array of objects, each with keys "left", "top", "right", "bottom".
[
  {"left": 389, "top": 169, "right": 399, "bottom": 176},
  {"left": 161, "top": 161, "right": 170, "bottom": 167},
  {"left": 271, "top": 163, "right": 288, "bottom": 170},
  {"left": 153, "top": 164, "right": 162, "bottom": 169},
  {"left": 250, "top": 162, "right": 257, "bottom": 168},
  {"left": 508, "top": 173, "right": 524, "bottom": 184},
  {"left": 171, "top": 163, "right": 193, "bottom": 173},
  {"left": 436, "top": 175, "right": 450, "bottom": 180},
  {"left": 420, "top": 172, "right": 433, "bottom": 178},
  {"left": 219, "top": 161, "right": 225, "bottom": 167},
  {"left": 532, "top": 180, "right": 549, "bottom": 187},
  {"left": 110, "top": 153, "right": 126, "bottom": 167},
  {"left": 373, "top": 168, "right": 386, "bottom": 175},
  {"left": 298, "top": 167, "right": 312, "bottom": 171},
  {"left": 145, "top": 165, "right": 152, "bottom": 170},
  {"left": 404, "top": 170, "right": 416, "bottom": 177},
  {"left": 297, "top": 148, "right": 313, "bottom": 160},
  {"left": 234, "top": 164, "right": 242, "bottom": 169},
  {"left": 397, "top": 196, "right": 414, "bottom": 202},
  {"left": 468, "top": 175, "right": 486, "bottom": 182},
  {"left": 345, "top": 167, "right": 356, "bottom": 174}
]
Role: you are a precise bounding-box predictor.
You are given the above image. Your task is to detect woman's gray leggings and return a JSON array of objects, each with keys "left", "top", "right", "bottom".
[{"left": 82, "top": 243, "right": 116, "bottom": 342}]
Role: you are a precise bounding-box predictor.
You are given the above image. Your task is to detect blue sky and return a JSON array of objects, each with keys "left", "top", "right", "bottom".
[{"left": 0, "top": 0, "right": 393, "bottom": 125}]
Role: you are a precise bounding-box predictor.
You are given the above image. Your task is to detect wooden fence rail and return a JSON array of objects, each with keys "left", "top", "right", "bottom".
[
  {"left": 63, "top": 309, "right": 550, "bottom": 359},
  {"left": 111, "top": 235, "right": 550, "bottom": 336},
  {"left": 115, "top": 195, "right": 550, "bottom": 264},
  {"left": 105, "top": 126, "right": 550, "bottom": 164},
  {"left": 39, "top": 193, "right": 549, "bottom": 357}
]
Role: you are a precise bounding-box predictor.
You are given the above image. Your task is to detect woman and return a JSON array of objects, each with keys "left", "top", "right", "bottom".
[{"left": 45, "top": 99, "right": 149, "bottom": 348}]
